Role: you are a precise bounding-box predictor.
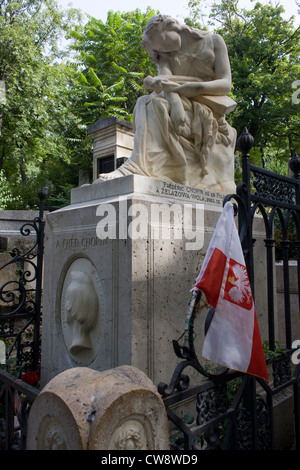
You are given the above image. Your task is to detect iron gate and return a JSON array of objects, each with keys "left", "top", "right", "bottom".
[
  {"left": 0, "top": 189, "right": 48, "bottom": 449},
  {"left": 0, "top": 188, "right": 48, "bottom": 374},
  {"left": 158, "top": 128, "right": 300, "bottom": 450}
]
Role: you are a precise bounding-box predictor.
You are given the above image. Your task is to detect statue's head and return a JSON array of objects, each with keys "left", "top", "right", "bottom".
[
  {"left": 141, "top": 15, "right": 181, "bottom": 62},
  {"left": 141, "top": 15, "right": 207, "bottom": 63}
]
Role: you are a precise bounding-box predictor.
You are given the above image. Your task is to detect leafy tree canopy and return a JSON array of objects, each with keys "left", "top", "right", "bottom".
[
  {"left": 69, "top": 8, "right": 157, "bottom": 125},
  {"left": 186, "top": 0, "right": 300, "bottom": 174}
]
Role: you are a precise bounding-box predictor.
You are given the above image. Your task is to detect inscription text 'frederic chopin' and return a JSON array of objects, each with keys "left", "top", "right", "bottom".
[{"left": 56, "top": 236, "right": 107, "bottom": 249}]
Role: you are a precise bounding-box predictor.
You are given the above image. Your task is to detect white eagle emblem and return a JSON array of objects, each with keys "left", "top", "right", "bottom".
[{"left": 227, "top": 263, "right": 252, "bottom": 306}]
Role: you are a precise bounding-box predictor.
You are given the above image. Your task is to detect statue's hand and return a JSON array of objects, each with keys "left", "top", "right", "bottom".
[
  {"left": 175, "top": 82, "right": 205, "bottom": 98},
  {"left": 160, "top": 79, "right": 180, "bottom": 94},
  {"left": 143, "top": 76, "right": 164, "bottom": 94},
  {"left": 144, "top": 77, "right": 180, "bottom": 94},
  {"left": 143, "top": 75, "right": 155, "bottom": 89}
]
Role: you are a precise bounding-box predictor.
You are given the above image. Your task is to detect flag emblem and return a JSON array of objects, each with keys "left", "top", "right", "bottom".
[{"left": 224, "top": 260, "right": 253, "bottom": 310}]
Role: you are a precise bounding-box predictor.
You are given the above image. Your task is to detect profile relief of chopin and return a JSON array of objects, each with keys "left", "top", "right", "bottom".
[{"left": 65, "top": 271, "right": 98, "bottom": 355}]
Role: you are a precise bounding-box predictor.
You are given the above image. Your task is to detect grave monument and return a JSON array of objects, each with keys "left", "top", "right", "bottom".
[{"left": 40, "top": 16, "right": 268, "bottom": 389}]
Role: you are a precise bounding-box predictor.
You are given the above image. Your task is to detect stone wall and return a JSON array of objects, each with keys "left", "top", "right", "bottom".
[
  {"left": 0, "top": 210, "right": 42, "bottom": 252},
  {"left": 276, "top": 261, "right": 300, "bottom": 346}
]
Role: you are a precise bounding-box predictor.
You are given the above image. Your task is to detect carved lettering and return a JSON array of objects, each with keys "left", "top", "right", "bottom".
[
  {"left": 154, "top": 184, "right": 222, "bottom": 205},
  {"left": 57, "top": 236, "right": 107, "bottom": 250}
]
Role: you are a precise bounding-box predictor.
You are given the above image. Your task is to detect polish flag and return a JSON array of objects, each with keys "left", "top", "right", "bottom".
[{"left": 194, "top": 202, "right": 268, "bottom": 382}]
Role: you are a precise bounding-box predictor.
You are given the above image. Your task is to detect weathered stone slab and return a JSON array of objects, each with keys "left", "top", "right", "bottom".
[{"left": 27, "top": 365, "right": 169, "bottom": 450}]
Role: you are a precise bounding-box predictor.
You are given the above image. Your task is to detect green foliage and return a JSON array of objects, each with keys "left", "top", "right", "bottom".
[
  {"left": 185, "top": 0, "right": 210, "bottom": 29},
  {"left": 218, "top": 1, "right": 299, "bottom": 158},
  {"left": 74, "top": 67, "right": 131, "bottom": 125},
  {"left": 0, "top": 5, "right": 160, "bottom": 209},
  {"left": 188, "top": 0, "right": 300, "bottom": 171},
  {"left": 69, "top": 8, "right": 157, "bottom": 125},
  {"left": 0, "top": 0, "right": 90, "bottom": 209},
  {"left": 0, "top": 169, "right": 19, "bottom": 208},
  {"left": 262, "top": 340, "right": 286, "bottom": 359}
]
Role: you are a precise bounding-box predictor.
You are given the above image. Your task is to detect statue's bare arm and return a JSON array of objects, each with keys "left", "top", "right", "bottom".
[{"left": 145, "top": 34, "right": 232, "bottom": 98}]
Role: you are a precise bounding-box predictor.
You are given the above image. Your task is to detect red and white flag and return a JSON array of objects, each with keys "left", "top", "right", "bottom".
[{"left": 194, "top": 202, "right": 268, "bottom": 382}]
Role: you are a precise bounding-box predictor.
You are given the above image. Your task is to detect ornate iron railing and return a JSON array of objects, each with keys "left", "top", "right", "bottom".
[
  {"left": 0, "top": 188, "right": 48, "bottom": 373},
  {"left": 159, "top": 128, "right": 300, "bottom": 450},
  {"left": 0, "top": 368, "right": 39, "bottom": 449},
  {"left": 0, "top": 189, "right": 49, "bottom": 449}
]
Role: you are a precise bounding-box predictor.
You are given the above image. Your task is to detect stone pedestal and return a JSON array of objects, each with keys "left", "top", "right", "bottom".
[
  {"left": 41, "top": 175, "right": 268, "bottom": 388},
  {"left": 41, "top": 175, "right": 219, "bottom": 386}
]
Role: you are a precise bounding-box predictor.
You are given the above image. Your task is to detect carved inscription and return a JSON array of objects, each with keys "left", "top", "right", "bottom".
[
  {"left": 56, "top": 236, "right": 107, "bottom": 249},
  {"left": 154, "top": 181, "right": 223, "bottom": 205}
]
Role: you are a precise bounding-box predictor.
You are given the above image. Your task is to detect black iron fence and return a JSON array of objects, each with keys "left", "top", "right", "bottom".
[
  {"left": 0, "top": 189, "right": 47, "bottom": 449},
  {"left": 0, "top": 368, "right": 39, "bottom": 449},
  {"left": 0, "top": 189, "right": 47, "bottom": 373},
  {"left": 159, "top": 128, "right": 300, "bottom": 450}
]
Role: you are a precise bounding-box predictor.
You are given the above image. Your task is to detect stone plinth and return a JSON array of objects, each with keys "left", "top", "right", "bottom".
[
  {"left": 41, "top": 175, "right": 268, "bottom": 388},
  {"left": 27, "top": 365, "right": 169, "bottom": 450}
]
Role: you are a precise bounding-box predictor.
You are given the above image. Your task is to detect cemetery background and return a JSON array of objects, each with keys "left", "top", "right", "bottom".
[{"left": 0, "top": 0, "right": 300, "bottom": 451}]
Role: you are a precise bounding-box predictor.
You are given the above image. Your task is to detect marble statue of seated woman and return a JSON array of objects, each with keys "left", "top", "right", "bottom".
[{"left": 97, "top": 15, "right": 237, "bottom": 193}]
